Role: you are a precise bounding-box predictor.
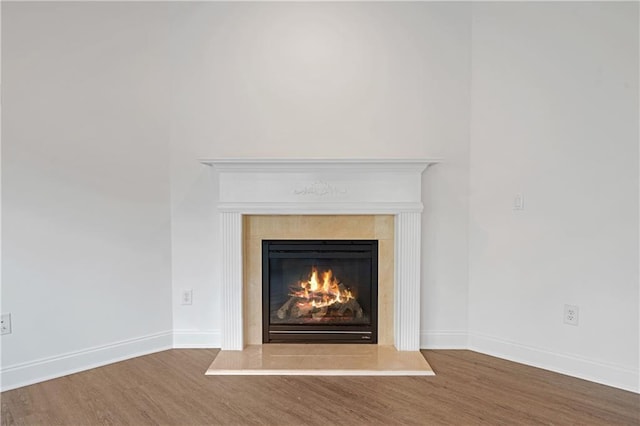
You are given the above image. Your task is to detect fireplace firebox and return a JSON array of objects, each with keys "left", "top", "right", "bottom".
[{"left": 262, "top": 240, "right": 378, "bottom": 344}]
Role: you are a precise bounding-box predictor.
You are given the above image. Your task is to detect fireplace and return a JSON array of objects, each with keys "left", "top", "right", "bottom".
[
  {"left": 203, "top": 158, "right": 437, "bottom": 351},
  {"left": 263, "top": 240, "right": 378, "bottom": 343}
]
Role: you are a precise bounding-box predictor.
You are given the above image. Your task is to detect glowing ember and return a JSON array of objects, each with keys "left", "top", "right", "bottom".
[{"left": 289, "top": 267, "right": 353, "bottom": 309}]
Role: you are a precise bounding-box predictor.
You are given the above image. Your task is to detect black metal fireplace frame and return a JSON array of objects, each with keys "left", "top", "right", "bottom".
[{"left": 262, "top": 240, "right": 378, "bottom": 344}]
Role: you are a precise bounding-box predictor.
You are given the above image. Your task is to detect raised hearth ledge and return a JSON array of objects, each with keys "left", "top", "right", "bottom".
[
  {"left": 206, "top": 344, "right": 435, "bottom": 376},
  {"left": 202, "top": 158, "right": 440, "bottom": 351}
]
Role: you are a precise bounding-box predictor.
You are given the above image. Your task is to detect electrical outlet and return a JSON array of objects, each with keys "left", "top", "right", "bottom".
[
  {"left": 1, "top": 313, "right": 12, "bottom": 335},
  {"left": 564, "top": 304, "right": 579, "bottom": 326},
  {"left": 181, "top": 289, "right": 193, "bottom": 305}
]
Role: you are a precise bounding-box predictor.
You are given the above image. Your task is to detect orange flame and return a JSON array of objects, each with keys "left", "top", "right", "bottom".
[{"left": 290, "top": 267, "right": 353, "bottom": 309}]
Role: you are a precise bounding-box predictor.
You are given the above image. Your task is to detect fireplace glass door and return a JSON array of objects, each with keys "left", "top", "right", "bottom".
[{"left": 262, "top": 240, "right": 378, "bottom": 343}]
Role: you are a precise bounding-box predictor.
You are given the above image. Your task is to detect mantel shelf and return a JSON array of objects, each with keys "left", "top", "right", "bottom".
[{"left": 200, "top": 158, "right": 441, "bottom": 173}]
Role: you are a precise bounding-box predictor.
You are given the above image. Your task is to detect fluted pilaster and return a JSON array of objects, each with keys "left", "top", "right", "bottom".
[
  {"left": 394, "top": 212, "right": 422, "bottom": 351},
  {"left": 220, "top": 212, "right": 243, "bottom": 350}
]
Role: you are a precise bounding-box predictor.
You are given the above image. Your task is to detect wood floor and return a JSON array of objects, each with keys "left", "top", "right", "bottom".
[{"left": 2, "top": 349, "right": 638, "bottom": 425}]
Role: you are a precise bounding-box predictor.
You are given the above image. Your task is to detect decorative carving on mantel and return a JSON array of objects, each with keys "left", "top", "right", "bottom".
[{"left": 293, "top": 181, "right": 347, "bottom": 196}]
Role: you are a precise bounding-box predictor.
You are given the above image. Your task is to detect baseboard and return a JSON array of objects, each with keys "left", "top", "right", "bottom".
[
  {"left": 468, "top": 331, "right": 639, "bottom": 394},
  {"left": 173, "top": 329, "right": 221, "bottom": 348},
  {"left": 4, "top": 329, "right": 636, "bottom": 394},
  {"left": 1, "top": 331, "right": 173, "bottom": 392},
  {"left": 420, "top": 330, "right": 469, "bottom": 349}
]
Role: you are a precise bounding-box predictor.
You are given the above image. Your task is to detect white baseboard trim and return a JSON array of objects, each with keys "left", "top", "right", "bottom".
[
  {"left": 4, "top": 329, "right": 637, "bottom": 394},
  {"left": 1, "top": 331, "right": 173, "bottom": 392},
  {"left": 420, "top": 330, "right": 468, "bottom": 349},
  {"left": 468, "top": 331, "right": 639, "bottom": 394},
  {"left": 173, "top": 329, "right": 221, "bottom": 348}
]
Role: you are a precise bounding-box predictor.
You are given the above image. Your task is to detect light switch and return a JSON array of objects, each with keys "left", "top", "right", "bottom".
[{"left": 513, "top": 194, "right": 525, "bottom": 210}]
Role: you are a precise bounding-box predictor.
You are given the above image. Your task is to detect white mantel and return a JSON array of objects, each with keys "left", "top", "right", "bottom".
[{"left": 201, "top": 158, "right": 439, "bottom": 351}]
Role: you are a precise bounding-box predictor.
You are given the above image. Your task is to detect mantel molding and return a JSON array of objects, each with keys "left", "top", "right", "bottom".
[
  {"left": 200, "top": 158, "right": 440, "bottom": 173},
  {"left": 215, "top": 202, "right": 425, "bottom": 214},
  {"left": 203, "top": 158, "right": 440, "bottom": 214}
]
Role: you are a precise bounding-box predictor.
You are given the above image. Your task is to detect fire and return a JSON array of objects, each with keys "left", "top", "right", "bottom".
[{"left": 290, "top": 267, "right": 353, "bottom": 309}]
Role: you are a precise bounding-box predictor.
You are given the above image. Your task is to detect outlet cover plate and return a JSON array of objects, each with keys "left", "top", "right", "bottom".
[
  {"left": 181, "top": 289, "right": 193, "bottom": 305},
  {"left": 564, "top": 304, "right": 579, "bottom": 326},
  {"left": 1, "top": 313, "right": 12, "bottom": 335}
]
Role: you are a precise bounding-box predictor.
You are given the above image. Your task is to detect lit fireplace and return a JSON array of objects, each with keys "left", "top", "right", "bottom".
[
  {"left": 277, "top": 266, "right": 363, "bottom": 322},
  {"left": 262, "top": 240, "right": 378, "bottom": 343}
]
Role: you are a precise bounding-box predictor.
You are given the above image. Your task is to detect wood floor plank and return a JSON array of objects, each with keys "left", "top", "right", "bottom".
[{"left": 2, "top": 349, "right": 638, "bottom": 425}]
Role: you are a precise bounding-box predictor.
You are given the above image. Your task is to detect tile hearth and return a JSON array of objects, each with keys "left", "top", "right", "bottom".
[{"left": 206, "top": 344, "right": 435, "bottom": 376}]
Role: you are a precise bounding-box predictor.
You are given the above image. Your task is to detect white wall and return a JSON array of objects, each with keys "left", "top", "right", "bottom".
[
  {"left": 1, "top": 3, "right": 173, "bottom": 390},
  {"left": 468, "top": 2, "right": 639, "bottom": 392},
  {"left": 167, "top": 2, "right": 472, "bottom": 348}
]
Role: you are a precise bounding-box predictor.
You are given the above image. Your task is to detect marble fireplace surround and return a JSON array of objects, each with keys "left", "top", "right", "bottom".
[{"left": 202, "top": 159, "right": 438, "bottom": 351}]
